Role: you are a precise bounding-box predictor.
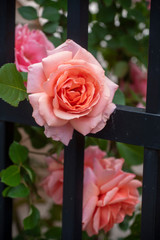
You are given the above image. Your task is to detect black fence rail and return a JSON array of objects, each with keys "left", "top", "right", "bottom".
[{"left": 0, "top": 0, "right": 160, "bottom": 240}]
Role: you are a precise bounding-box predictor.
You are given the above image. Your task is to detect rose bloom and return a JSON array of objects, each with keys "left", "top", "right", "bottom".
[
  {"left": 15, "top": 24, "right": 54, "bottom": 72},
  {"left": 42, "top": 146, "right": 142, "bottom": 236},
  {"left": 130, "top": 61, "right": 147, "bottom": 98},
  {"left": 41, "top": 151, "right": 64, "bottom": 205},
  {"left": 27, "top": 40, "right": 118, "bottom": 145}
]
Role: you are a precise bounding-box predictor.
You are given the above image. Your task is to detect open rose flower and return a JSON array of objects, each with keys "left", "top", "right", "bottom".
[
  {"left": 27, "top": 40, "right": 118, "bottom": 145},
  {"left": 42, "top": 146, "right": 142, "bottom": 236},
  {"left": 15, "top": 24, "right": 54, "bottom": 72},
  {"left": 82, "top": 151, "right": 142, "bottom": 236}
]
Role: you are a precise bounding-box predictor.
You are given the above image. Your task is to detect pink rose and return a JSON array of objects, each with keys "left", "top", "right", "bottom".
[
  {"left": 41, "top": 151, "right": 64, "bottom": 204},
  {"left": 15, "top": 24, "right": 54, "bottom": 72},
  {"left": 27, "top": 40, "right": 118, "bottom": 145},
  {"left": 130, "top": 61, "right": 147, "bottom": 98},
  {"left": 41, "top": 146, "right": 142, "bottom": 236},
  {"left": 82, "top": 148, "right": 142, "bottom": 236}
]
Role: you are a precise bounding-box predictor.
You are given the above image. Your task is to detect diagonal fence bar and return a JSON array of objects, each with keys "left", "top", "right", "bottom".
[
  {"left": 141, "top": 0, "right": 160, "bottom": 239},
  {"left": 61, "top": 0, "right": 88, "bottom": 239}
]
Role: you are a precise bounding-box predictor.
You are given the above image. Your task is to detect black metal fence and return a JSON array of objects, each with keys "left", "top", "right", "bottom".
[{"left": 0, "top": 0, "right": 160, "bottom": 239}]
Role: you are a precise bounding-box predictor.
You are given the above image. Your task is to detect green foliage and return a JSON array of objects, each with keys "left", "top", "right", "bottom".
[
  {"left": 0, "top": 64, "right": 27, "bottom": 106},
  {"left": 1, "top": 165, "right": 21, "bottom": 186},
  {"left": 43, "top": 22, "right": 58, "bottom": 34},
  {"left": 9, "top": 141, "right": 28, "bottom": 164},
  {"left": 114, "top": 61, "right": 129, "bottom": 78},
  {"left": 113, "top": 88, "right": 126, "bottom": 105},
  {"left": 22, "top": 165, "right": 35, "bottom": 183},
  {"left": 3, "top": 183, "right": 30, "bottom": 198},
  {"left": 123, "top": 214, "right": 141, "bottom": 239},
  {"left": 44, "top": 227, "right": 61, "bottom": 239},
  {"left": 18, "top": 6, "right": 38, "bottom": 20},
  {"left": 42, "top": 6, "right": 60, "bottom": 22},
  {"left": 117, "top": 142, "right": 144, "bottom": 166},
  {"left": 85, "top": 137, "right": 108, "bottom": 151},
  {"left": 23, "top": 206, "right": 40, "bottom": 230}
]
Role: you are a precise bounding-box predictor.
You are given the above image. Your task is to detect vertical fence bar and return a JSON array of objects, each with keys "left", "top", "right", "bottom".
[
  {"left": 0, "top": 0, "right": 15, "bottom": 65},
  {"left": 62, "top": 0, "right": 88, "bottom": 239},
  {"left": 0, "top": 122, "right": 14, "bottom": 240},
  {"left": 141, "top": 0, "right": 160, "bottom": 239},
  {"left": 0, "top": 0, "right": 15, "bottom": 239}
]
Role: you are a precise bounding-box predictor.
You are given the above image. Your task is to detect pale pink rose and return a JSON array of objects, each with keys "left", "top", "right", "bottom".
[
  {"left": 130, "top": 61, "right": 147, "bottom": 98},
  {"left": 27, "top": 40, "right": 118, "bottom": 145},
  {"left": 41, "top": 151, "right": 64, "bottom": 204},
  {"left": 41, "top": 146, "right": 142, "bottom": 236},
  {"left": 15, "top": 24, "right": 54, "bottom": 72}
]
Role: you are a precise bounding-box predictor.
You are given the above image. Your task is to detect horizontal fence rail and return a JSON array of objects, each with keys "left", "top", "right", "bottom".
[{"left": 1, "top": 99, "right": 160, "bottom": 149}]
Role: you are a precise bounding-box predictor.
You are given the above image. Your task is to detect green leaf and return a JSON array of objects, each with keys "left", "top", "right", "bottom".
[
  {"left": 0, "top": 63, "right": 27, "bottom": 106},
  {"left": 2, "top": 186, "right": 11, "bottom": 197},
  {"left": 18, "top": 6, "right": 38, "bottom": 20},
  {"left": 114, "top": 61, "right": 129, "bottom": 78},
  {"left": 23, "top": 206, "right": 40, "bottom": 230},
  {"left": 119, "top": 0, "right": 131, "bottom": 9},
  {"left": 23, "top": 165, "right": 35, "bottom": 183},
  {"left": 42, "top": 6, "right": 60, "bottom": 22},
  {"left": 117, "top": 142, "right": 144, "bottom": 166},
  {"left": 9, "top": 141, "right": 28, "bottom": 164},
  {"left": 4, "top": 183, "right": 30, "bottom": 198},
  {"left": 113, "top": 88, "right": 126, "bottom": 105},
  {"left": 43, "top": 22, "right": 58, "bottom": 34},
  {"left": 47, "top": 36, "right": 62, "bottom": 47},
  {"left": 104, "top": 0, "right": 113, "bottom": 6},
  {"left": 45, "top": 226, "right": 61, "bottom": 239},
  {"left": 1, "top": 165, "right": 21, "bottom": 186},
  {"left": 34, "top": 0, "right": 45, "bottom": 5},
  {"left": 20, "top": 72, "right": 28, "bottom": 83},
  {"left": 123, "top": 214, "right": 141, "bottom": 240},
  {"left": 119, "top": 216, "right": 131, "bottom": 231}
]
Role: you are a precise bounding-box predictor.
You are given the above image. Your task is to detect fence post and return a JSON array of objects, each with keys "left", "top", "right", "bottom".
[
  {"left": 62, "top": 0, "right": 88, "bottom": 239},
  {"left": 0, "top": 122, "right": 14, "bottom": 240},
  {"left": 0, "top": 0, "right": 15, "bottom": 239},
  {"left": 141, "top": 0, "right": 160, "bottom": 239}
]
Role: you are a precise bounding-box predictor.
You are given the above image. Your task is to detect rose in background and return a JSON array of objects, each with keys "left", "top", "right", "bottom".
[
  {"left": 130, "top": 62, "right": 147, "bottom": 99},
  {"left": 27, "top": 40, "right": 118, "bottom": 145},
  {"left": 42, "top": 146, "right": 142, "bottom": 236},
  {"left": 15, "top": 24, "right": 54, "bottom": 72},
  {"left": 41, "top": 151, "right": 64, "bottom": 205}
]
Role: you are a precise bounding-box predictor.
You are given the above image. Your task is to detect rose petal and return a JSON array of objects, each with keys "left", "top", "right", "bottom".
[
  {"left": 38, "top": 93, "right": 67, "bottom": 126},
  {"left": 91, "top": 103, "right": 116, "bottom": 134},
  {"left": 89, "top": 77, "right": 118, "bottom": 118},
  {"left": 47, "top": 39, "right": 81, "bottom": 57},
  {"left": 82, "top": 196, "right": 98, "bottom": 229},
  {"left": 70, "top": 114, "right": 102, "bottom": 136},
  {"left": 83, "top": 168, "right": 99, "bottom": 207},
  {"left": 44, "top": 123, "right": 74, "bottom": 145},
  {"left": 93, "top": 208, "right": 100, "bottom": 234},
  {"left": 28, "top": 93, "right": 45, "bottom": 126},
  {"left": 27, "top": 63, "right": 45, "bottom": 93},
  {"left": 42, "top": 51, "right": 72, "bottom": 78}
]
